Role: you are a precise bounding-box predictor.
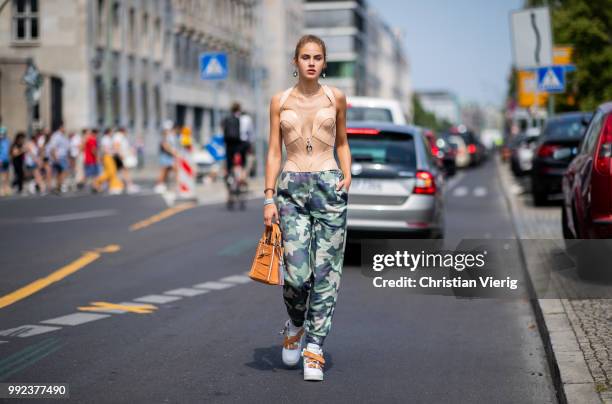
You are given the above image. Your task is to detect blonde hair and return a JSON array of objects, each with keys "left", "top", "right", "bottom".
[{"left": 294, "top": 34, "right": 327, "bottom": 62}]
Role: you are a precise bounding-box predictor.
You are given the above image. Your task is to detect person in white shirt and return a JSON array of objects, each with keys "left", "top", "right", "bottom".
[
  {"left": 69, "top": 130, "right": 84, "bottom": 189},
  {"left": 93, "top": 128, "right": 123, "bottom": 194}
]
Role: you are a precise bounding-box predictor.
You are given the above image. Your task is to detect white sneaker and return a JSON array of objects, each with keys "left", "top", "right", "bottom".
[
  {"left": 154, "top": 183, "right": 167, "bottom": 194},
  {"left": 302, "top": 343, "right": 325, "bottom": 381},
  {"left": 280, "top": 319, "right": 304, "bottom": 367}
]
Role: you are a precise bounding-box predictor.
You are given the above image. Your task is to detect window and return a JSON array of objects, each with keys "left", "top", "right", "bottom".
[
  {"left": 580, "top": 111, "right": 604, "bottom": 156},
  {"left": 305, "top": 9, "right": 354, "bottom": 28},
  {"left": 129, "top": 8, "right": 136, "bottom": 50},
  {"left": 347, "top": 107, "right": 393, "bottom": 123},
  {"left": 12, "top": 0, "right": 39, "bottom": 42},
  {"left": 325, "top": 61, "right": 355, "bottom": 78},
  {"left": 141, "top": 83, "right": 149, "bottom": 126},
  {"left": 321, "top": 36, "right": 359, "bottom": 53}
]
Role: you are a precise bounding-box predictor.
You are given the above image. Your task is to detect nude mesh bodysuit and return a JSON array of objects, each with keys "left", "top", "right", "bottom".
[{"left": 279, "top": 84, "right": 339, "bottom": 172}]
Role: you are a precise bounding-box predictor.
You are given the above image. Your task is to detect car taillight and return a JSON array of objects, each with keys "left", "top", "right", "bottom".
[
  {"left": 537, "top": 143, "right": 560, "bottom": 158},
  {"left": 347, "top": 128, "right": 380, "bottom": 135},
  {"left": 431, "top": 146, "right": 439, "bottom": 156},
  {"left": 595, "top": 115, "right": 612, "bottom": 175},
  {"left": 414, "top": 170, "right": 436, "bottom": 195},
  {"left": 467, "top": 144, "right": 476, "bottom": 154}
]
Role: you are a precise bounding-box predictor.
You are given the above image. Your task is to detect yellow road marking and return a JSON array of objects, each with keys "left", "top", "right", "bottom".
[
  {"left": 129, "top": 202, "right": 196, "bottom": 231},
  {"left": 0, "top": 245, "right": 121, "bottom": 310},
  {"left": 78, "top": 301, "right": 157, "bottom": 314}
]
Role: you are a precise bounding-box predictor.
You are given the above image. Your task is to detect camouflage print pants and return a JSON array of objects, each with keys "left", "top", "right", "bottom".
[{"left": 276, "top": 169, "right": 348, "bottom": 346}]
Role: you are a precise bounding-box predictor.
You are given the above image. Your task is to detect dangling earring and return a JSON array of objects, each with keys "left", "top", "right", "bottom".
[
  {"left": 322, "top": 70, "right": 326, "bottom": 78},
  {"left": 293, "top": 70, "right": 298, "bottom": 77}
]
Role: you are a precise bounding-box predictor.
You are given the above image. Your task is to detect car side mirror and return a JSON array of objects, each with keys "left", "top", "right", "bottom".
[{"left": 581, "top": 116, "right": 591, "bottom": 126}]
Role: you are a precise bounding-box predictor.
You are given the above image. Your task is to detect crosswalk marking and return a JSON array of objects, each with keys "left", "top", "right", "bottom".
[
  {"left": 451, "top": 186, "right": 488, "bottom": 198},
  {"left": 40, "top": 313, "right": 110, "bottom": 326}
]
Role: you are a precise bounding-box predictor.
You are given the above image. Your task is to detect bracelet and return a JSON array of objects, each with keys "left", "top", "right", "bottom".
[
  {"left": 264, "top": 187, "right": 275, "bottom": 195},
  {"left": 264, "top": 198, "right": 275, "bottom": 206}
]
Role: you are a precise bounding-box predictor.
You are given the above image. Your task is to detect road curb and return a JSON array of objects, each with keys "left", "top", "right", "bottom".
[{"left": 495, "top": 155, "right": 602, "bottom": 404}]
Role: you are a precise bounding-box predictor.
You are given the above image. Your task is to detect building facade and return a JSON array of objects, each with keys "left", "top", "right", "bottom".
[
  {"left": 0, "top": 0, "right": 260, "bottom": 159},
  {"left": 301, "top": 0, "right": 412, "bottom": 121}
]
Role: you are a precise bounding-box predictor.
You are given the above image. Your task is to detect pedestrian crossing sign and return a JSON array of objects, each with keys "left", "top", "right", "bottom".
[
  {"left": 537, "top": 65, "right": 565, "bottom": 93},
  {"left": 200, "top": 52, "right": 228, "bottom": 80}
]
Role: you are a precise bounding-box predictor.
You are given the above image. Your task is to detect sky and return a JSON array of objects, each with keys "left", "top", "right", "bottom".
[{"left": 373, "top": 0, "right": 523, "bottom": 107}]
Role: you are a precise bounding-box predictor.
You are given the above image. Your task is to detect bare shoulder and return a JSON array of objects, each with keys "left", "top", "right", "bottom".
[
  {"left": 328, "top": 86, "right": 347, "bottom": 106},
  {"left": 269, "top": 91, "right": 282, "bottom": 110}
]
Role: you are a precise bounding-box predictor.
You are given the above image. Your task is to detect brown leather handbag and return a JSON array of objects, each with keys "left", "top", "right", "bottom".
[{"left": 249, "top": 223, "right": 285, "bottom": 285}]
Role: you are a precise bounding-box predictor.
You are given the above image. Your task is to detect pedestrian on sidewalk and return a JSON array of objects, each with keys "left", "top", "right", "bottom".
[
  {"left": 83, "top": 128, "right": 100, "bottom": 190},
  {"left": 113, "top": 127, "right": 139, "bottom": 193},
  {"left": 263, "top": 34, "right": 352, "bottom": 382},
  {"left": 0, "top": 123, "right": 10, "bottom": 196},
  {"left": 48, "top": 122, "right": 70, "bottom": 194},
  {"left": 155, "top": 120, "right": 179, "bottom": 194},
  {"left": 10, "top": 132, "right": 26, "bottom": 194},
  {"left": 222, "top": 102, "right": 249, "bottom": 207},
  {"left": 24, "top": 131, "right": 45, "bottom": 194},
  {"left": 69, "top": 129, "right": 85, "bottom": 190},
  {"left": 93, "top": 128, "right": 123, "bottom": 194}
]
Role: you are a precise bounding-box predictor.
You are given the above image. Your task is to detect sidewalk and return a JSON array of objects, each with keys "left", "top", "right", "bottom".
[{"left": 497, "top": 155, "right": 610, "bottom": 404}]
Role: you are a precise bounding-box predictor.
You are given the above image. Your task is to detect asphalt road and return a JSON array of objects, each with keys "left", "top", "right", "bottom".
[{"left": 0, "top": 158, "right": 557, "bottom": 403}]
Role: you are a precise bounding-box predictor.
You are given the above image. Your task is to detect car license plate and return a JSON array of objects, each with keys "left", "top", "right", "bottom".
[{"left": 351, "top": 179, "right": 383, "bottom": 192}]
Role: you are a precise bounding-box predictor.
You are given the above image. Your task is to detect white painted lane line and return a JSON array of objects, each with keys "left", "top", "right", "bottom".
[
  {"left": 192, "top": 281, "right": 234, "bottom": 290},
  {"left": 0, "top": 325, "right": 62, "bottom": 338},
  {"left": 219, "top": 275, "right": 251, "bottom": 284},
  {"left": 0, "top": 340, "right": 8, "bottom": 344},
  {"left": 33, "top": 209, "right": 117, "bottom": 223},
  {"left": 40, "top": 313, "right": 110, "bottom": 326},
  {"left": 133, "top": 295, "right": 183, "bottom": 304},
  {"left": 473, "top": 187, "right": 488, "bottom": 197},
  {"left": 163, "top": 288, "right": 210, "bottom": 297},
  {"left": 453, "top": 186, "right": 469, "bottom": 197}
]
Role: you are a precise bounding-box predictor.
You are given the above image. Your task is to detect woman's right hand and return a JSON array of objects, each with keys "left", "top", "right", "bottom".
[{"left": 264, "top": 203, "right": 279, "bottom": 226}]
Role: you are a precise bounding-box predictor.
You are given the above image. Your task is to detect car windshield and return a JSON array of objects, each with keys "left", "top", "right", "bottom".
[
  {"left": 542, "top": 115, "right": 591, "bottom": 139},
  {"left": 347, "top": 107, "right": 394, "bottom": 123},
  {"left": 348, "top": 131, "right": 416, "bottom": 169}
]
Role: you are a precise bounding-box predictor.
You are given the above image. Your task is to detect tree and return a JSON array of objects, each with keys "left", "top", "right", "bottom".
[
  {"left": 412, "top": 94, "right": 451, "bottom": 132},
  {"left": 524, "top": 0, "right": 612, "bottom": 111}
]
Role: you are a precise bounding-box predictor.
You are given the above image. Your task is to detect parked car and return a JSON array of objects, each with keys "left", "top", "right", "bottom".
[
  {"left": 531, "top": 111, "right": 593, "bottom": 205},
  {"left": 346, "top": 96, "right": 408, "bottom": 125},
  {"left": 562, "top": 102, "right": 612, "bottom": 240},
  {"left": 344, "top": 121, "right": 445, "bottom": 239},
  {"left": 435, "top": 134, "right": 458, "bottom": 176},
  {"left": 562, "top": 102, "right": 612, "bottom": 279},
  {"left": 456, "top": 129, "right": 486, "bottom": 166},
  {"left": 509, "top": 128, "right": 540, "bottom": 177}
]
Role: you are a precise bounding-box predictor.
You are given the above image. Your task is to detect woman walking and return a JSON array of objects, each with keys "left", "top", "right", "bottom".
[
  {"left": 10, "top": 132, "right": 26, "bottom": 194},
  {"left": 263, "top": 34, "right": 352, "bottom": 382}
]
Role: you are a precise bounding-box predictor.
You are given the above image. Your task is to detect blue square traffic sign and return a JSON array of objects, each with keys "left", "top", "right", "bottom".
[
  {"left": 537, "top": 66, "right": 565, "bottom": 93},
  {"left": 200, "top": 52, "right": 228, "bottom": 80}
]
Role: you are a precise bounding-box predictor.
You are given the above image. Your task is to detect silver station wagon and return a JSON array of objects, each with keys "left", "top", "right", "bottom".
[{"left": 343, "top": 121, "right": 445, "bottom": 239}]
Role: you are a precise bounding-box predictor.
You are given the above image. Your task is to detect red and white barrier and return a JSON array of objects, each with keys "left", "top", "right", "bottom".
[{"left": 176, "top": 150, "right": 197, "bottom": 201}]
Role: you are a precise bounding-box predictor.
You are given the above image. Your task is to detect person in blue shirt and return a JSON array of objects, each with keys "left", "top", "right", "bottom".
[{"left": 0, "top": 120, "right": 10, "bottom": 196}]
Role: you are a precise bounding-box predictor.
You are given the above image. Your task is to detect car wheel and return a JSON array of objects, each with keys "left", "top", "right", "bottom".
[
  {"left": 561, "top": 206, "right": 573, "bottom": 240},
  {"left": 532, "top": 179, "right": 547, "bottom": 206}
]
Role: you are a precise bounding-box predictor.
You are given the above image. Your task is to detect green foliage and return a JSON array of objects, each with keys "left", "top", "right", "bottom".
[
  {"left": 412, "top": 94, "right": 452, "bottom": 131},
  {"left": 523, "top": 0, "right": 612, "bottom": 111}
]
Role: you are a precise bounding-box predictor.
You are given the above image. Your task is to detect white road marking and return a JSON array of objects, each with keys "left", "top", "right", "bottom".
[
  {"left": 0, "top": 325, "right": 62, "bottom": 338},
  {"left": 192, "top": 281, "right": 234, "bottom": 290},
  {"left": 163, "top": 288, "right": 210, "bottom": 297},
  {"left": 445, "top": 171, "right": 466, "bottom": 191},
  {"left": 33, "top": 209, "right": 117, "bottom": 223},
  {"left": 133, "top": 295, "right": 183, "bottom": 304},
  {"left": 40, "top": 312, "right": 110, "bottom": 326},
  {"left": 219, "top": 275, "right": 251, "bottom": 284},
  {"left": 453, "top": 186, "right": 469, "bottom": 197},
  {"left": 473, "top": 187, "right": 488, "bottom": 197},
  {"left": 0, "top": 340, "right": 9, "bottom": 344}
]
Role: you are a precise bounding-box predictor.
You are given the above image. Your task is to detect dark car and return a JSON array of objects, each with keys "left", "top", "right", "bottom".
[
  {"left": 435, "top": 133, "right": 458, "bottom": 177},
  {"left": 531, "top": 112, "right": 593, "bottom": 205},
  {"left": 344, "top": 121, "right": 445, "bottom": 239},
  {"left": 509, "top": 130, "right": 540, "bottom": 177}
]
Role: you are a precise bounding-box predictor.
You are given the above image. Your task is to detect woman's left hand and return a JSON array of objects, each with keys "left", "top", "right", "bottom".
[{"left": 337, "top": 175, "right": 351, "bottom": 193}]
